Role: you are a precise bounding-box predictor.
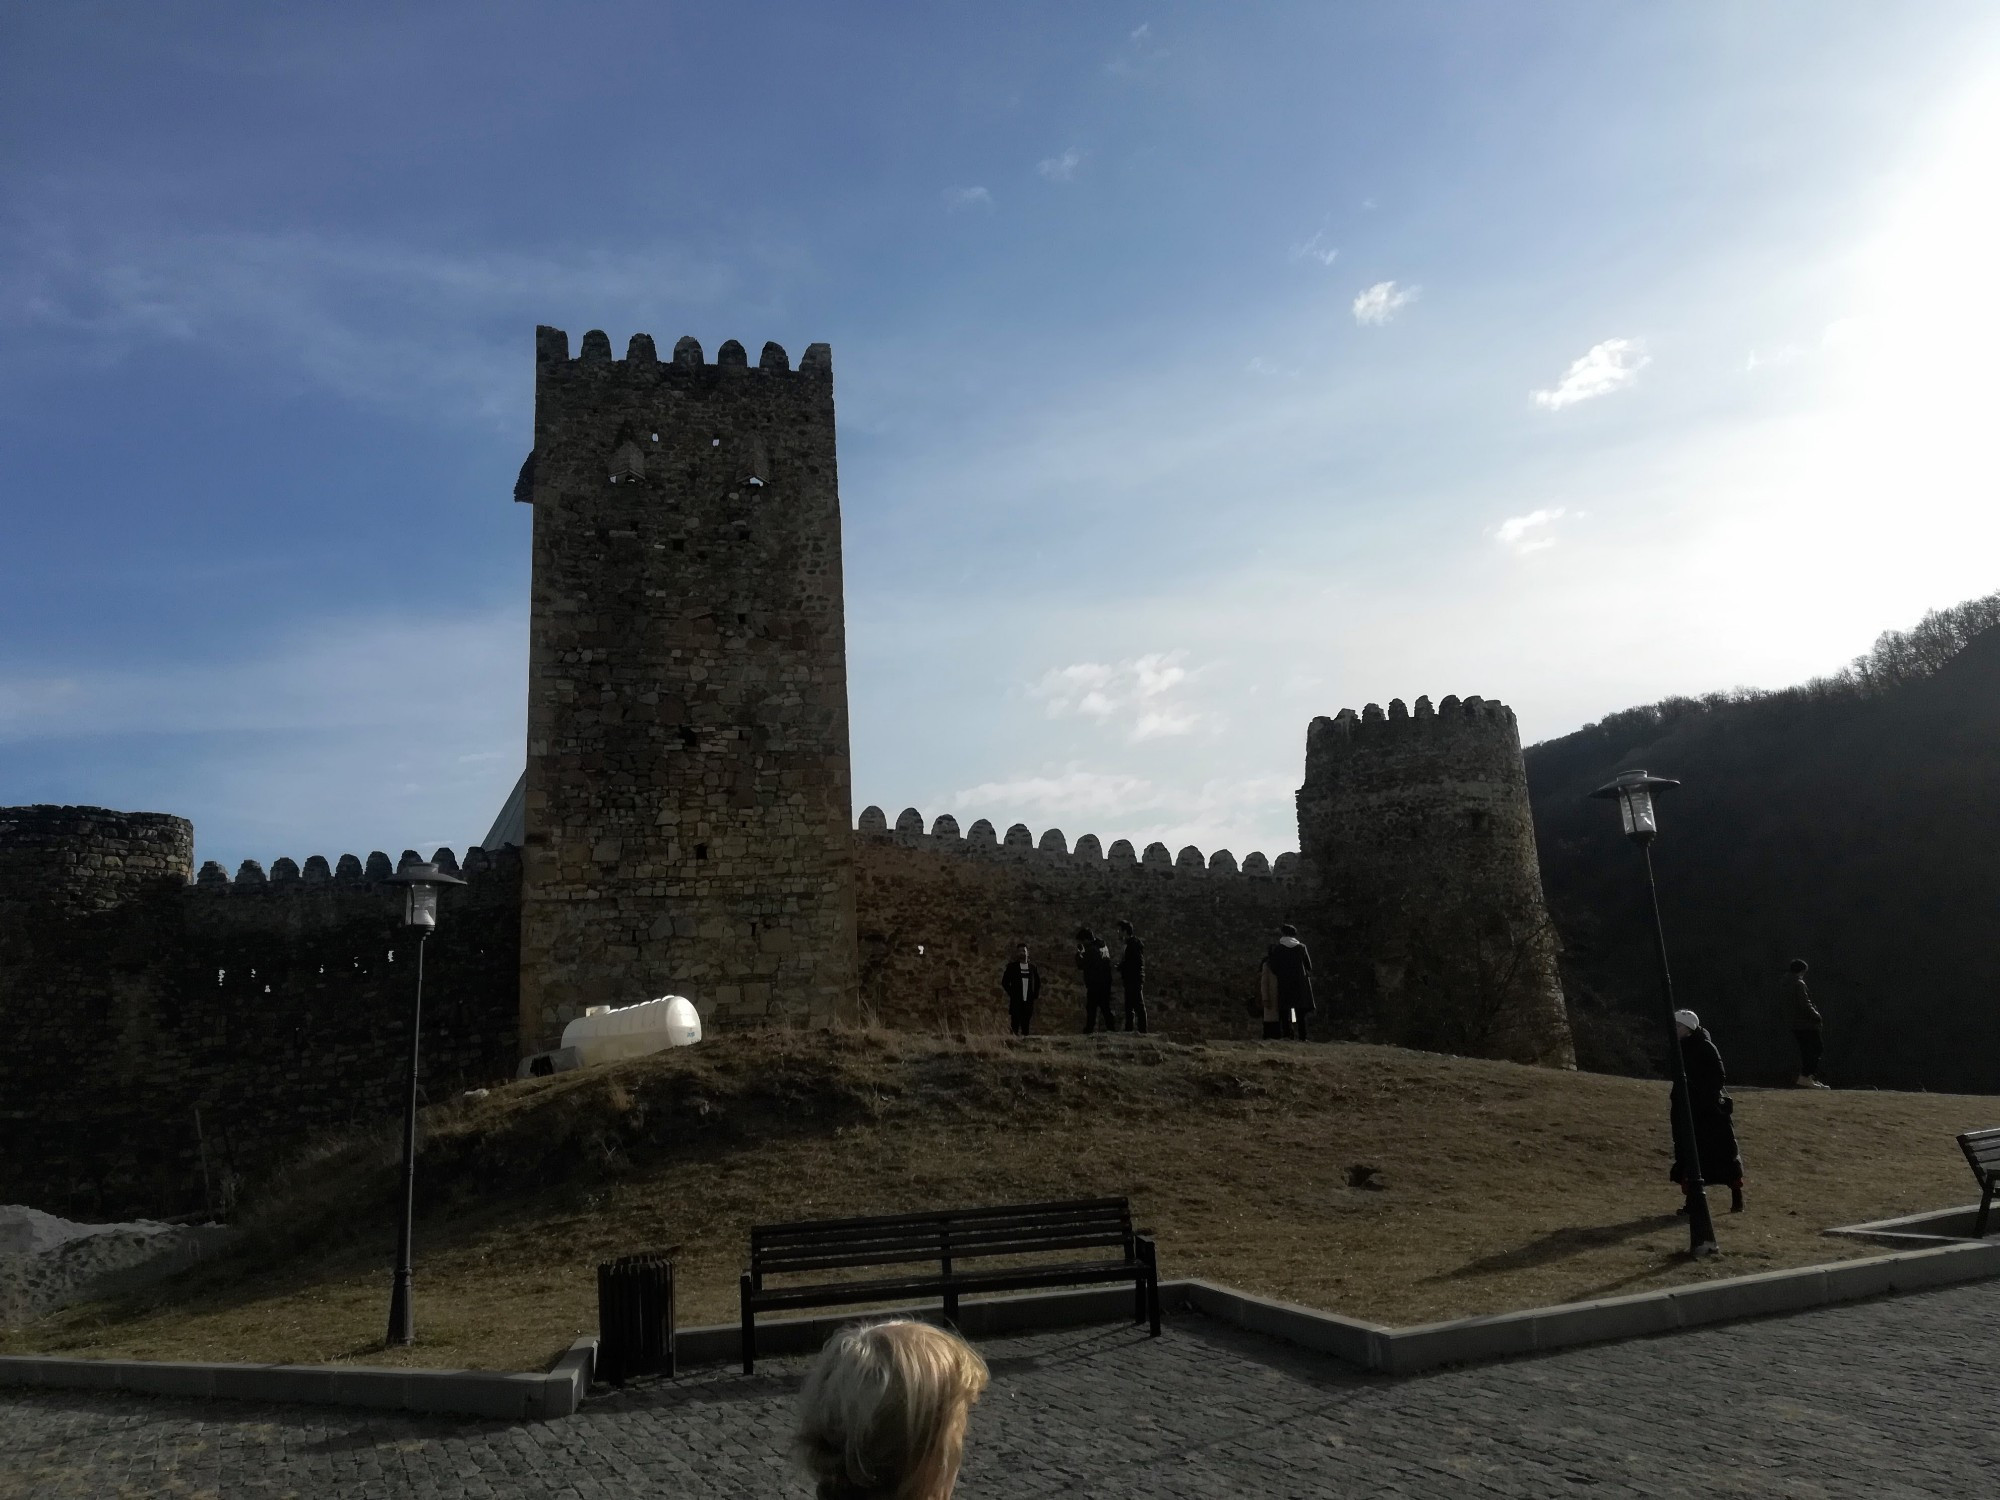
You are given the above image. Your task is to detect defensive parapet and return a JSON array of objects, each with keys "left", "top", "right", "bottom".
[
  {"left": 1296, "top": 696, "right": 1574, "bottom": 1066},
  {"left": 0, "top": 805, "right": 193, "bottom": 916},
  {"left": 847, "top": 804, "right": 1306, "bottom": 1037},
  {"left": 853, "top": 805, "right": 1300, "bottom": 881},
  {"left": 517, "top": 329, "right": 858, "bottom": 1051}
]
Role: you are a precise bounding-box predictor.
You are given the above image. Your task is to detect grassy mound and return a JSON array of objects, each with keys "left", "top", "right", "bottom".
[{"left": 5, "top": 1029, "right": 1991, "bottom": 1372}]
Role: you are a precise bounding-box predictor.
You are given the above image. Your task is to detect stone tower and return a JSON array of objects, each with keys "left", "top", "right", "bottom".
[
  {"left": 1296, "top": 695, "right": 1573, "bottom": 1066},
  {"left": 517, "top": 327, "right": 859, "bottom": 1049}
]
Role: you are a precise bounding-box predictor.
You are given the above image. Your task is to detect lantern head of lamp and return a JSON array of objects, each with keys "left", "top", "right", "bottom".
[
  {"left": 385, "top": 862, "right": 468, "bottom": 929},
  {"left": 1588, "top": 770, "right": 1681, "bottom": 845}
]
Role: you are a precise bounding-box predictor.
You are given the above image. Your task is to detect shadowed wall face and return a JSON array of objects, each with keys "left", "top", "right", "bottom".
[
  {"left": 1297, "top": 697, "right": 1575, "bottom": 1067},
  {"left": 520, "top": 330, "right": 858, "bottom": 1050},
  {"left": 849, "top": 810, "right": 1308, "bottom": 1036},
  {"left": 0, "top": 813, "right": 520, "bottom": 1219}
]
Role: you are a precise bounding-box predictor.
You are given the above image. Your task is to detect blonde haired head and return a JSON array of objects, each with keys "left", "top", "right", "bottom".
[{"left": 793, "top": 1319, "right": 990, "bottom": 1500}]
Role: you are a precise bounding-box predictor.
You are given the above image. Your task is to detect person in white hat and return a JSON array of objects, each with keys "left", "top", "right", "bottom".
[{"left": 1671, "top": 1009, "right": 1745, "bottom": 1214}]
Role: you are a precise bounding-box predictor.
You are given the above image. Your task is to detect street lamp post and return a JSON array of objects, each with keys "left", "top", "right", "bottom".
[
  {"left": 382, "top": 859, "right": 467, "bottom": 1345},
  {"left": 1588, "top": 770, "right": 1719, "bottom": 1258}
]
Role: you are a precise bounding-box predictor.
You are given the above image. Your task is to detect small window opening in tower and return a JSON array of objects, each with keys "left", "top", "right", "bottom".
[
  {"left": 736, "top": 613, "right": 747, "bottom": 625},
  {"left": 747, "top": 476, "right": 765, "bottom": 487},
  {"left": 695, "top": 842, "right": 708, "bottom": 860},
  {"left": 679, "top": 726, "right": 699, "bottom": 749},
  {"left": 711, "top": 437, "right": 721, "bottom": 447},
  {"left": 916, "top": 944, "right": 926, "bottom": 956},
  {"left": 651, "top": 432, "right": 659, "bottom": 442}
]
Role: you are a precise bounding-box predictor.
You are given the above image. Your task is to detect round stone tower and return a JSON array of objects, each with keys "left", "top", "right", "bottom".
[
  {"left": 1296, "top": 695, "right": 1574, "bottom": 1066},
  {"left": 0, "top": 805, "right": 195, "bottom": 917}
]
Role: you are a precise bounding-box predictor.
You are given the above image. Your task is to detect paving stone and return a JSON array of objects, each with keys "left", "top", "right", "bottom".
[{"left": 4, "top": 1279, "right": 1998, "bottom": 1497}]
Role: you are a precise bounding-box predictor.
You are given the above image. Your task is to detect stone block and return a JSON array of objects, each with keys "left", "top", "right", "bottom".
[
  {"left": 1180, "top": 1279, "right": 1385, "bottom": 1371},
  {"left": 1665, "top": 1266, "right": 1830, "bottom": 1328},
  {"left": 1526, "top": 1289, "right": 1683, "bottom": 1354},
  {"left": 121, "top": 1361, "right": 218, "bottom": 1399},
  {"left": 1379, "top": 1309, "right": 1542, "bottom": 1374},
  {"left": 1884, "top": 1241, "right": 2000, "bottom": 1292},
  {"left": 1818, "top": 1254, "right": 1904, "bottom": 1303}
]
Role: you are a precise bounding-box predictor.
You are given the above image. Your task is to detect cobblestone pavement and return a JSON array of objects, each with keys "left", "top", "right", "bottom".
[{"left": 6, "top": 1279, "right": 1999, "bottom": 1498}]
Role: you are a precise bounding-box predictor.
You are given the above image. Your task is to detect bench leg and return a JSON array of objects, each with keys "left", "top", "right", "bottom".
[
  {"left": 1139, "top": 1236, "right": 1161, "bottom": 1337},
  {"left": 943, "top": 1289, "right": 960, "bottom": 1327},
  {"left": 740, "top": 1272, "right": 756, "bottom": 1375},
  {"left": 1979, "top": 1180, "right": 1996, "bottom": 1239}
]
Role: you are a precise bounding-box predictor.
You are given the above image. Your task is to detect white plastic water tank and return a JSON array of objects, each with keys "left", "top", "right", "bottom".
[{"left": 557, "top": 995, "right": 702, "bottom": 1067}]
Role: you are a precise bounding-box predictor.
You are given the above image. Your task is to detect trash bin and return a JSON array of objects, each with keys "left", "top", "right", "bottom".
[{"left": 596, "top": 1251, "right": 675, "bottom": 1383}]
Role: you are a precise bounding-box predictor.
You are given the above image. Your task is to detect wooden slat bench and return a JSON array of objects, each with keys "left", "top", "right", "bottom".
[
  {"left": 739, "top": 1196, "right": 1160, "bottom": 1372},
  {"left": 1959, "top": 1128, "right": 2000, "bottom": 1236}
]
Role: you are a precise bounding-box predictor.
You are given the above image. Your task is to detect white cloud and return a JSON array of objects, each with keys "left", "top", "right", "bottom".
[
  {"left": 0, "top": 606, "right": 524, "bottom": 741},
  {"left": 1106, "top": 20, "right": 1167, "bottom": 75},
  {"left": 1037, "top": 149, "right": 1082, "bottom": 182},
  {"left": 1532, "top": 338, "right": 1650, "bottom": 410},
  {"left": 945, "top": 768, "right": 1296, "bottom": 857},
  {"left": 1030, "top": 650, "right": 1209, "bottom": 741},
  {"left": 1744, "top": 343, "right": 1805, "bottom": 373},
  {"left": 2, "top": 228, "right": 737, "bottom": 422},
  {"left": 1351, "top": 280, "right": 1418, "bottom": 325},
  {"left": 1490, "top": 506, "right": 1568, "bottom": 555},
  {"left": 945, "top": 186, "right": 994, "bottom": 211},
  {"left": 1289, "top": 230, "right": 1338, "bottom": 267},
  {"left": 0, "top": 606, "right": 527, "bottom": 866},
  {"left": 951, "top": 768, "right": 1163, "bottom": 819}
]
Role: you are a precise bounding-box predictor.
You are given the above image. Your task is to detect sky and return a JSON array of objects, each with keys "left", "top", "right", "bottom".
[{"left": 3, "top": 2, "right": 1999, "bottom": 873}]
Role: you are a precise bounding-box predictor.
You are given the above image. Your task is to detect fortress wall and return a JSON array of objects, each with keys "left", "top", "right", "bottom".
[
  {"left": 851, "top": 808, "right": 1311, "bottom": 1037},
  {"left": 0, "top": 812, "right": 519, "bottom": 1218},
  {"left": 1297, "top": 696, "right": 1574, "bottom": 1066}
]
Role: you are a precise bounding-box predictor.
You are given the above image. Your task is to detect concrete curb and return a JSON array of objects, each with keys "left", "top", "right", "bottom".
[
  {"left": 7, "top": 1234, "right": 2000, "bottom": 1414},
  {"left": 675, "top": 1239, "right": 2000, "bottom": 1378},
  {"left": 1824, "top": 1201, "right": 1989, "bottom": 1247},
  {"left": 0, "top": 1335, "right": 597, "bottom": 1420},
  {"left": 1171, "top": 1237, "right": 2000, "bottom": 1375}
]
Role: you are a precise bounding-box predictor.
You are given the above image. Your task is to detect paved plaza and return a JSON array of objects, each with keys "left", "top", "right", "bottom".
[{"left": 6, "top": 1279, "right": 1999, "bottom": 1498}]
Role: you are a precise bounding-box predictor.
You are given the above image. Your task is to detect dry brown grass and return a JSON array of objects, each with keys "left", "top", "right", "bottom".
[{"left": 4, "top": 1029, "right": 1991, "bottom": 1373}]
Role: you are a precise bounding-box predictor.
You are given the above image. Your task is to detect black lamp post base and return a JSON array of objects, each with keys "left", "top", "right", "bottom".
[
  {"left": 1682, "top": 1184, "right": 1719, "bottom": 1257},
  {"left": 387, "top": 1269, "right": 415, "bottom": 1346}
]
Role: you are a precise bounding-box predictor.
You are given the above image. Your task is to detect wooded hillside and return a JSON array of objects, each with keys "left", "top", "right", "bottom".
[{"left": 1526, "top": 594, "right": 2000, "bottom": 1093}]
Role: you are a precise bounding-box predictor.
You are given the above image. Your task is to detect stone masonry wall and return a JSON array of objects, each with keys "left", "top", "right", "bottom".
[
  {"left": 0, "top": 805, "right": 194, "bottom": 916},
  {"left": 851, "top": 806, "right": 1310, "bottom": 1038},
  {"left": 1296, "top": 695, "right": 1574, "bottom": 1066},
  {"left": 0, "top": 809, "right": 520, "bottom": 1219},
  {"left": 520, "top": 328, "right": 858, "bottom": 1052}
]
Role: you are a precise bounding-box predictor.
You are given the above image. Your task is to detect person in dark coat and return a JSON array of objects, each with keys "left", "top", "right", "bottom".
[
  {"left": 1783, "top": 959, "right": 1828, "bottom": 1088},
  {"left": 1075, "top": 927, "right": 1117, "bottom": 1034},
  {"left": 1259, "top": 924, "right": 1315, "bottom": 1041},
  {"left": 1115, "top": 918, "right": 1147, "bottom": 1033},
  {"left": 998, "top": 942, "right": 1040, "bottom": 1037},
  {"left": 1670, "top": 1008, "right": 1745, "bottom": 1212}
]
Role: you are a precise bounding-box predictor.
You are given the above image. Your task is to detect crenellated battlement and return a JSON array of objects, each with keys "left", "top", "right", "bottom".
[
  {"left": 853, "top": 805, "right": 1299, "bottom": 881},
  {"left": 1307, "top": 693, "right": 1516, "bottom": 753},
  {"left": 535, "top": 326, "right": 832, "bottom": 380},
  {"left": 188, "top": 844, "right": 519, "bottom": 894}
]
